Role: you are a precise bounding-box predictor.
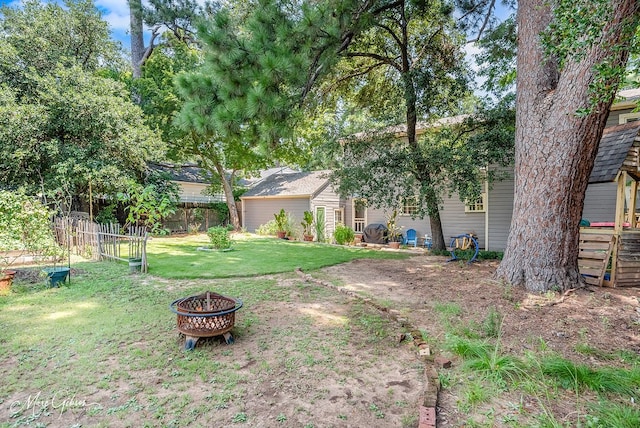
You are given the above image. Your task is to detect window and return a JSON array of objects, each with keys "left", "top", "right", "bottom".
[
  {"left": 465, "top": 193, "right": 487, "bottom": 213},
  {"left": 619, "top": 112, "right": 640, "bottom": 124},
  {"left": 334, "top": 208, "right": 344, "bottom": 226},
  {"left": 401, "top": 197, "right": 419, "bottom": 216}
]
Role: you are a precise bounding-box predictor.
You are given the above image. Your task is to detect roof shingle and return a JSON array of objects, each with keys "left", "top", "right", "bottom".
[
  {"left": 590, "top": 122, "right": 640, "bottom": 183},
  {"left": 241, "top": 171, "right": 330, "bottom": 198}
]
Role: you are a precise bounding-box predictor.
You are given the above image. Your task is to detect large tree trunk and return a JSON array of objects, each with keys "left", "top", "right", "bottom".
[
  {"left": 129, "top": 0, "right": 145, "bottom": 79},
  {"left": 496, "top": 0, "right": 639, "bottom": 292},
  {"left": 428, "top": 207, "right": 446, "bottom": 251},
  {"left": 212, "top": 162, "right": 241, "bottom": 230}
]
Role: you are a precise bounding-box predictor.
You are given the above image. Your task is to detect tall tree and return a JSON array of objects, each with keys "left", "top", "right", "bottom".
[
  {"left": 322, "top": 0, "right": 472, "bottom": 250},
  {"left": 128, "top": 0, "right": 206, "bottom": 78},
  {"left": 496, "top": 0, "right": 640, "bottom": 292},
  {"left": 0, "top": 0, "right": 163, "bottom": 207},
  {"left": 174, "top": 3, "right": 341, "bottom": 229}
]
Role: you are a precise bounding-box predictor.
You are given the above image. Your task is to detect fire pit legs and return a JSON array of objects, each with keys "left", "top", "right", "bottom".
[
  {"left": 170, "top": 291, "right": 243, "bottom": 351},
  {"left": 185, "top": 336, "right": 199, "bottom": 351}
]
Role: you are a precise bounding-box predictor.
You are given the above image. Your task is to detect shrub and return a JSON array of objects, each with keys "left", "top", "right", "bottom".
[
  {"left": 258, "top": 213, "right": 300, "bottom": 239},
  {"left": 207, "top": 226, "right": 232, "bottom": 249},
  {"left": 334, "top": 223, "right": 355, "bottom": 245},
  {"left": 256, "top": 219, "right": 278, "bottom": 236}
]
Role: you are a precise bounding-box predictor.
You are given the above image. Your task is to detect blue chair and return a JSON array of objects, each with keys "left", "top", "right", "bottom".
[{"left": 404, "top": 228, "right": 418, "bottom": 247}]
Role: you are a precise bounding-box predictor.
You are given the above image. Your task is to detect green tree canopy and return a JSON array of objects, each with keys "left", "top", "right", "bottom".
[{"left": 0, "top": 0, "right": 163, "bottom": 208}]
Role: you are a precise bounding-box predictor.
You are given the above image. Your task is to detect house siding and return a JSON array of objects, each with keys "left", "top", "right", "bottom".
[
  {"left": 242, "top": 197, "right": 310, "bottom": 233},
  {"left": 177, "top": 182, "right": 224, "bottom": 204},
  {"left": 487, "top": 175, "right": 514, "bottom": 251},
  {"left": 440, "top": 196, "right": 486, "bottom": 249},
  {"left": 582, "top": 182, "right": 617, "bottom": 222},
  {"left": 310, "top": 184, "right": 342, "bottom": 237},
  {"left": 608, "top": 107, "right": 635, "bottom": 126}
]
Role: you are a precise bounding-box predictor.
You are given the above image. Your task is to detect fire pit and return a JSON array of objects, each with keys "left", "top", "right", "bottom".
[{"left": 169, "top": 291, "right": 243, "bottom": 350}]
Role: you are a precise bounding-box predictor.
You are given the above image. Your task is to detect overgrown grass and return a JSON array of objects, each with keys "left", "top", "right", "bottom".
[
  {"left": 146, "top": 234, "right": 408, "bottom": 279},
  {"left": 439, "top": 306, "right": 640, "bottom": 426}
]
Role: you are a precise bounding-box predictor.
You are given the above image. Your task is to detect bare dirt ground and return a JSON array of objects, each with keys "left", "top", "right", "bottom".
[
  {"left": 3, "top": 256, "right": 639, "bottom": 427},
  {"left": 321, "top": 253, "right": 640, "bottom": 426}
]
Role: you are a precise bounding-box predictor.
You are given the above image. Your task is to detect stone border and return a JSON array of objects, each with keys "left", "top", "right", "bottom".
[{"left": 294, "top": 267, "right": 441, "bottom": 428}]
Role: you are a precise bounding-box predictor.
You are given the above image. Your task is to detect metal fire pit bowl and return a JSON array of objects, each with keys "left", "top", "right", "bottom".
[{"left": 169, "top": 291, "right": 243, "bottom": 350}]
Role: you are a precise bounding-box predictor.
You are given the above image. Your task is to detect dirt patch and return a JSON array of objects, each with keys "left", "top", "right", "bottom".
[{"left": 322, "top": 254, "right": 640, "bottom": 426}]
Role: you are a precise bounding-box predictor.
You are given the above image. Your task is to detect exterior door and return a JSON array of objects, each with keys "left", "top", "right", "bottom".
[{"left": 352, "top": 199, "right": 367, "bottom": 233}]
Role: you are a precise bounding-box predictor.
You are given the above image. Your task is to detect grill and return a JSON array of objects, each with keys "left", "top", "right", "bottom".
[{"left": 169, "top": 291, "right": 243, "bottom": 350}]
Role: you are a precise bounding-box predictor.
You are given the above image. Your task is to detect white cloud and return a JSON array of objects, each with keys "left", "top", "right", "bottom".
[{"left": 95, "top": 0, "right": 130, "bottom": 16}]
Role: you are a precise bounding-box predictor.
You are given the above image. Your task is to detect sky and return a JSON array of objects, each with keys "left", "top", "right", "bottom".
[{"left": 1, "top": 0, "right": 514, "bottom": 55}]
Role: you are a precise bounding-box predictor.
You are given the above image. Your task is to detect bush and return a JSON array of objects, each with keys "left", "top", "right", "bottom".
[
  {"left": 257, "top": 214, "right": 300, "bottom": 239},
  {"left": 334, "top": 223, "right": 355, "bottom": 245},
  {"left": 207, "top": 226, "right": 232, "bottom": 249},
  {"left": 256, "top": 219, "right": 278, "bottom": 236}
]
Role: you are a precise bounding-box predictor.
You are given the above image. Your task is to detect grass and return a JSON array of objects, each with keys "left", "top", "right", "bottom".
[
  {"left": 439, "top": 307, "right": 640, "bottom": 427},
  {"left": 146, "top": 234, "right": 408, "bottom": 279},
  {"left": 0, "top": 238, "right": 419, "bottom": 427}
]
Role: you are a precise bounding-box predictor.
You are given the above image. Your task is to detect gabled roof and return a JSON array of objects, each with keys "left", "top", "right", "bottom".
[
  {"left": 148, "top": 163, "right": 212, "bottom": 184},
  {"left": 241, "top": 171, "right": 330, "bottom": 199},
  {"left": 589, "top": 121, "right": 640, "bottom": 183}
]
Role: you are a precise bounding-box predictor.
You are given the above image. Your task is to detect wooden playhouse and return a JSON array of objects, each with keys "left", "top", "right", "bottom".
[{"left": 579, "top": 122, "right": 640, "bottom": 287}]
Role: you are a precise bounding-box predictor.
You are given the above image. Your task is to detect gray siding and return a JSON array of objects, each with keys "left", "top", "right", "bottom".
[
  {"left": 487, "top": 175, "right": 514, "bottom": 251},
  {"left": 607, "top": 108, "right": 634, "bottom": 127},
  {"left": 440, "top": 196, "right": 486, "bottom": 249},
  {"left": 242, "top": 197, "right": 310, "bottom": 233},
  {"left": 311, "top": 184, "right": 342, "bottom": 237},
  {"left": 582, "top": 182, "right": 617, "bottom": 222},
  {"left": 363, "top": 206, "right": 430, "bottom": 242}
]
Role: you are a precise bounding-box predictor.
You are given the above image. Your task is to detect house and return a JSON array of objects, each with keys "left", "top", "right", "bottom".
[
  {"left": 241, "top": 170, "right": 345, "bottom": 237},
  {"left": 240, "top": 90, "right": 640, "bottom": 247},
  {"left": 149, "top": 163, "right": 222, "bottom": 205}
]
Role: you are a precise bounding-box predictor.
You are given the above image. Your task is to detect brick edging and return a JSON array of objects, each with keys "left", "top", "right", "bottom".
[{"left": 294, "top": 267, "right": 440, "bottom": 428}]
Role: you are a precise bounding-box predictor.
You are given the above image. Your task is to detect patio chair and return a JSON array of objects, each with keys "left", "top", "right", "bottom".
[{"left": 404, "top": 228, "right": 418, "bottom": 247}]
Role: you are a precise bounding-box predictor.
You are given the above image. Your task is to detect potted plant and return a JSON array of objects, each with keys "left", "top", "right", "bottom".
[
  {"left": 274, "top": 209, "right": 288, "bottom": 239},
  {"left": 300, "top": 211, "right": 314, "bottom": 241}
]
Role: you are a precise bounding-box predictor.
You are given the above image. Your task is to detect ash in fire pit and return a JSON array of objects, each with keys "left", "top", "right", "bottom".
[{"left": 169, "top": 291, "right": 243, "bottom": 350}]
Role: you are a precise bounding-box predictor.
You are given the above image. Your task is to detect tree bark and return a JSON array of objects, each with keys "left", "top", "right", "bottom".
[
  {"left": 496, "top": 0, "right": 639, "bottom": 292},
  {"left": 129, "top": 0, "right": 145, "bottom": 79},
  {"left": 212, "top": 162, "right": 241, "bottom": 231}
]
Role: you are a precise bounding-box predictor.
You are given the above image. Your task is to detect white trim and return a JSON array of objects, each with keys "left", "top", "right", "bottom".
[
  {"left": 352, "top": 199, "right": 367, "bottom": 233},
  {"left": 334, "top": 208, "right": 345, "bottom": 229},
  {"left": 240, "top": 194, "right": 312, "bottom": 200},
  {"left": 465, "top": 192, "right": 487, "bottom": 213},
  {"left": 484, "top": 181, "right": 489, "bottom": 251},
  {"left": 618, "top": 112, "right": 640, "bottom": 124}
]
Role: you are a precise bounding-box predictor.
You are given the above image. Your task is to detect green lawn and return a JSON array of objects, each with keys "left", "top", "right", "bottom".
[
  {"left": 146, "top": 234, "right": 408, "bottom": 279},
  {"left": 0, "top": 239, "right": 420, "bottom": 427}
]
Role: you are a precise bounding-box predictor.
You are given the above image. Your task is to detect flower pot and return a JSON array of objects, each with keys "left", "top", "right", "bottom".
[
  {"left": 129, "top": 257, "right": 142, "bottom": 273},
  {"left": 303, "top": 234, "right": 314, "bottom": 242},
  {"left": 0, "top": 271, "right": 15, "bottom": 295},
  {"left": 388, "top": 241, "right": 401, "bottom": 249},
  {"left": 43, "top": 267, "right": 70, "bottom": 288},
  {"left": 276, "top": 231, "right": 286, "bottom": 239}
]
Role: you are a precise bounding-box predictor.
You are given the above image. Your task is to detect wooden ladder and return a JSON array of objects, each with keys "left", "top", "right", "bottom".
[{"left": 578, "top": 232, "right": 615, "bottom": 287}]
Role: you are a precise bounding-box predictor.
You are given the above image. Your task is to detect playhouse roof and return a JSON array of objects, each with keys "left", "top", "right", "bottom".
[{"left": 589, "top": 122, "right": 640, "bottom": 183}]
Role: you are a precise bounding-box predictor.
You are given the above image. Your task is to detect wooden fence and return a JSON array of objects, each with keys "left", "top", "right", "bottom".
[{"left": 54, "top": 218, "right": 148, "bottom": 272}]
